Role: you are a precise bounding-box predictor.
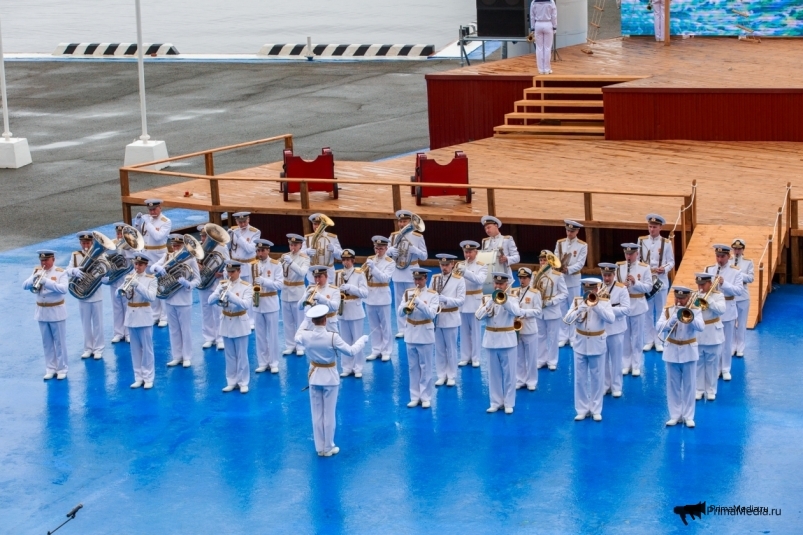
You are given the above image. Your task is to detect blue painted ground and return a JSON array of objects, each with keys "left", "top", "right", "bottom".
[{"left": 1, "top": 213, "right": 802, "bottom": 533}]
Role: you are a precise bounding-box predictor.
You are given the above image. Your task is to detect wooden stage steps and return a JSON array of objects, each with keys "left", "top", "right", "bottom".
[{"left": 494, "top": 75, "right": 645, "bottom": 139}]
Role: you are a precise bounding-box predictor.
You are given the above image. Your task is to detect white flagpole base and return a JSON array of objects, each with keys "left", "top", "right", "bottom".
[
  {"left": 0, "top": 137, "right": 32, "bottom": 168},
  {"left": 124, "top": 139, "right": 169, "bottom": 170}
]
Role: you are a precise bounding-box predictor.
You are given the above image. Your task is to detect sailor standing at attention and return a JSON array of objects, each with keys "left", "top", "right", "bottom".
[
  {"left": 209, "top": 261, "right": 253, "bottom": 393},
  {"left": 363, "top": 236, "right": 395, "bottom": 362},
  {"left": 134, "top": 199, "right": 171, "bottom": 327},
  {"left": 23, "top": 250, "right": 69, "bottom": 380},
  {"left": 197, "top": 224, "right": 230, "bottom": 351},
  {"left": 692, "top": 272, "right": 726, "bottom": 402},
  {"left": 514, "top": 268, "right": 543, "bottom": 391},
  {"left": 729, "top": 239, "right": 753, "bottom": 358},
  {"left": 388, "top": 210, "right": 428, "bottom": 339},
  {"left": 430, "top": 254, "right": 466, "bottom": 387},
  {"left": 657, "top": 286, "right": 705, "bottom": 428},
  {"left": 705, "top": 244, "right": 744, "bottom": 381},
  {"left": 564, "top": 278, "right": 615, "bottom": 422},
  {"left": 228, "top": 212, "right": 260, "bottom": 329},
  {"left": 399, "top": 268, "right": 440, "bottom": 409},
  {"left": 109, "top": 222, "right": 138, "bottom": 344},
  {"left": 530, "top": 0, "right": 557, "bottom": 75},
  {"left": 281, "top": 234, "right": 310, "bottom": 355},
  {"left": 476, "top": 272, "right": 522, "bottom": 414},
  {"left": 66, "top": 232, "right": 105, "bottom": 360},
  {"left": 481, "top": 215, "right": 520, "bottom": 278},
  {"left": 556, "top": 220, "right": 588, "bottom": 347},
  {"left": 652, "top": 0, "right": 666, "bottom": 42},
  {"left": 253, "top": 239, "right": 283, "bottom": 374},
  {"left": 639, "top": 214, "right": 675, "bottom": 352},
  {"left": 295, "top": 304, "right": 369, "bottom": 456},
  {"left": 618, "top": 243, "right": 652, "bottom": 377},
  {"left": 337, "top": 249, "right": 369, "bottom": 378},
  {"left": 457, "top": 240, "right": 488, "bottom": 368},
  {"left": 534, "top": 251, "right": 568, "bottom": 371},
  {"left": 598, "top": 263, "right": 630, "bottom": 398},
  {"left": 123, "top": 254, "right": 158, "bottom": 389}
]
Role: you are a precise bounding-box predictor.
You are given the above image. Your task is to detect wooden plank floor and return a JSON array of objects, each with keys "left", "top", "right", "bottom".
[{"left": 442, "top": 37, "right": 803, "bottom": 90}]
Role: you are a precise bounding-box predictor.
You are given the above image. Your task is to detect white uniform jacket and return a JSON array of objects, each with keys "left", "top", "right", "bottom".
[
  {"left": 564, "top": 297, "right": 615, "bottom": 355},
  {"left": 229, "top": 225, "right": 260, "bottom": 264},
  {"left": 295, "top": 326, "right": 368, "bottom": 386},
  {"left": 254, "top": 257, "right": 283, "bottom": 314},
  {"left": 514, "top": 286, "right": 542, "bottom": 336},
  {"left": 730, "top": 257, "right": 754, "bottom": 303},
  {"left": 530, "top": 0, "right": 557, "bottom": 28},
  {"left": 429, "top": 273, "right": 466, "bottom": 329},
  {"left": 555, "top": 238, "right": 588, "bottom": 289},
  {"left": 139, "top": 213, "right": 172, "bottom": 254},
  {"left": 638, "top": 235, "right": 675, "bottom": 287},
  {"left": 280, "top": 252, "right": 310, "bottom": 302},
  {"left": 616, "top": 261, "right": 652, "bottom": 316},
  {"left": 657, "top": 306, "right": 704, "bottom": 364},
  {"left": 477, "top": 294, "right": 522, "bottom": 349},
  {"left": 602, "top": 282, "right": 631, "bottom": 336},
  {"left": 398, "top": 288, "right": 439, "bottom": 344},
  {"left": 704, "top": 264, "right": 744, "bottom": 322},
  {"left": 694, "top": 290, "right": 726, "bottom": 346},
  {"left": 23, "top": 266, "right": 68, "bottom": 322},
  {"left": 482, "top": 235, "right": 520, "bottom": 276},
  {"left": 537, "top": 271, "right": 568, "bottom": 321},
  {"left": 337, "top": 267, "right": 368, "bottom": 321},
  {"left": 388, "top": 231, "right": 428, "bottom": 283},
  {"left": 152, "top": 254, "right": 201, "bottom": 306},
  {"left": 68, "top": 250, "right": 103, "bottom": 302},
  {"left": 209, "top": 279, "right": 253, "bottom": 338},
  {"left": 125, "top": 273, "right": 157, "bottom": 328},
  {"left": 459, "top": 260, "right": 488, "bottom": 313},
  {"left": 363, "top": 255, "right": 394, "bottom": 306},
  {"left": 299, "top": 284, "right": 341, "bottom": 325}
]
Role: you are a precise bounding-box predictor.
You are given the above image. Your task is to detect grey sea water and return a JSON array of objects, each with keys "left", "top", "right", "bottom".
[{"left": 0, "top": 0, "right": 476, "bottom": 54}]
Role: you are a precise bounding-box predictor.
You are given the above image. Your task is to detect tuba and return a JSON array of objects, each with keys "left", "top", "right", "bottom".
[
  {"left": 310, "top": 214, "right": 335, "bottom": 266},
  {"left": 105, "top": 225, "right": 144, "bottom": 284},
  {"left": 197, "top": 223, "right": 231, "bottom": 290},
  {"left": 68, "top": 231, "right": 117, "bottom": 300},
  {"left": 392, "top": 213, "right": 425, "bottom": 270},
  {"left": 156, "top": 235, "right": 205, "bottom": 299}
]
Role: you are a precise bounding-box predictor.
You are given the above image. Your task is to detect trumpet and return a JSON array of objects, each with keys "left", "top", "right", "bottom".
[
  {"left": 118, "top": 271, "right": 137, "bottom": 299},
  {"left": 693, "top": 276, "right": 720, "bottom": 311},
  {"left": 30, "top": 268, "right": 47, "bottom": 294},
  {"left": 217, "top": 280, "right": 231, "bottom": 307},
  {"left": 402, "top": 287, "right": 422, "bottom": 315},
  {"left": 454, "top": 261, "right": 465, "bottom": 277},
  {"left": 303, "top": 286, "right": 319, "bottom": 308}
]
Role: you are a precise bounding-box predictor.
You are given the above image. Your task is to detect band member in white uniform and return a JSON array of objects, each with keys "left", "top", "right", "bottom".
[
  {"left": 705, "top": 244, "right": 744, "bottom": 381},
  {"left": 281, "top": 234, "right": 310, "bottom": 355},
  {"left": 337, "top": 249, "right": 369, "bottom": 378},
  {"left": 598, "top": 263, "right": 630, "bottom": 398},
  {"left": 399, "top": 268, "right": 439, "bottom": 408},
  {"left": 556, "top": 220, "right": 588, "bottom": 347},
  {"left": 197, "top": 224, "right": 230, "bottom": 350},
  {"left": 565, "top": 278, "right": 615, "bottom": 421},
  {"left": 692, "top": 272, "right": 726, "bottom": 402},
  {"left": 388, "top": 210, "right": 428, "bottom": 338},
  {"left": 152, "top": 234, "right": 201, "bottom": 368},
  {"left": 618, "top": 243, "right": 653, "bottom": 377},
  {"left": 295, "top": 304, "right": 369, "bottom": 456},
  {"left": 657, "top": 286, "right": 705, "bottom": 428},
  {"left": 134, "top": 199, "right": 171, "bottom": 326},
  {"left": 66, "top": 232, "right": 105, "bottom": 360},
  {"left": 209, "top": 261, "right": 253, "bottom": 393},
  {"left": 299, "top": 266, "right": 341, "bottom": 337},
  {"left": 229, "top": 212, "right": 260, "bottom": 328},
  {"left": 652, "top": 0, "right": 666, "bottom": 42},
  {"left": 530, "top": 0, "right": 558, "bottom": 75},
  {"left": 476, "top": 272, "right": 522, "bottom": 414},
  {"left": 430, "top": 254, "right": 466, "bottom": 387},
  {"left": 639, "top": 214, "right": 675, "bottom": 352},
  {"left": 109, "top": 222, "right": 137, "bottom": 344},
  {"left": 514, "top": 268, "right": 542, "bottom": 391},
  {"left": 23, "top": 250, "right": 69, "bottom": 380},
  {"left": 534, "top": 250, "right": 568, "bottom": 371},
  {"left": 481, "top": 215, "right": 520, "bottom": 277},
  {"left": 729, "top": 238, "right": 753, "bottom": 358},
  {"left": 123, "top": 255, "right": 158, "bottom": 389},
  {"left": 458, "top": 240, "right": 488, "bottom": 368},
  {"left": 253, "top": 239, "right": 283, "bottom": 374},
  {"left": 364, "top": 236, "right": 395, "bottom": 362},
  {"left": 304, "top": 213, "right": 342, "bottom": 283}
]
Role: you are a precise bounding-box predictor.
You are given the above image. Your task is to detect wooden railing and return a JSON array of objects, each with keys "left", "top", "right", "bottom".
[
  {"left": 755, "top": 183, "right": 793, "bottom": 323},
  {"left": 790, "top": 195, "right": 802, "bottom": 285}
]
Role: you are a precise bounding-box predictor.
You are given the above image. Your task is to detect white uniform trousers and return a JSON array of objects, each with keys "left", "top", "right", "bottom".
[
  {"left": 109, "top": 283, "right": 127, "bottom": 338},
  {"left": 393, "top": 281, "right": 413, "bottom": 335},
  {"left": 407, "top": 343, "right": 434, "bottom": 403},
  {"left": 516, "top": 333, "right": 538, "bottom": 389},
  {"left": 488, "top": 347, "right": 517, "bottom": 409},
  {"left": 309, "top": 384, "right": 339, "bottom": 453},
  {"left": 536, "top": 317, "right": 561, "bottom": 367},
  {"left": 255, "top": 310, "right": 280, "bottom": 369},
  {"left": 623, "top": 312, "right": 646, "bottom": 373},
  {"left": 366, "top": 305, "right": 392, "bottom": 357},
  {"left": 129, "top": 325, "right": 155, "bottom": 383},
  {"left": 166, "top": 303, "right": 193, "bottom": 363},
  {"left": 39, "top": 320, "right": 68, "bottom": 374},
  {"left": 734, "top": 300, "right": 749, "bottom": 355},
  {"left": 666, "top": 361, "right": 697, "bottom": 422},
  {"left": 603, "top": 332, "right": 624, "bottom": 394},
  {"left": 151, "top": 294, "right": 166, "bottom": 323},
  {"left": 460, "top": 313, "right": 482, "bottom": 365},
  {"left": 282, "top": 304, "right": 305, "bottom": 352},
  {"left": 574, "top": 352, "right": 604, "bottom": 417},
  {"left": 224, "top": 335, "right": 250, "bottom": 387},
  {"left": 79, "top": 300, "right": 104, "bottom": 353},
  {"left": 339, "top": 318, "right": 365, "bottom": 374},
  {"left": 720, "top": 320, "right": 735, "bottom": 375},
  {"left": 199, "top": 288, "right": 221, "bottom": 344},
  {"left": 534, "top": 22, "right": 553, "bottom": 73},
  {"left": 559, "top": 286, "right": 581, "bottom": 343},
  {"left": 435, "top": 327, "right": 459, "bottom": 381},
  {"left": 696, "top": 344, "right": 719, "bottom": 397},
  {"left": 644, "top": 288, "right": 668, "bottom": 347},
  {"left": 653, "top": 0, "right": 666, "bottom": 41}
]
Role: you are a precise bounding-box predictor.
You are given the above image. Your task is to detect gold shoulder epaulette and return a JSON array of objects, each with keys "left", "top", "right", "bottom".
[
  {"left": 389, "top": 231, "right": 399, "bottom": 237},
  {"left": 299, "top": 253, "right": 309, "bottom": 258},
  {"left": 706, "top": 264, "right": 715, "bottom": 271},
  {"left": 326, "top": 232, "right": 337, "bottom": 238},
  {"left": 427, "top": 289, "right": 436, "bottom": 294},
  {"left": 639, "top": 235, "right": 649, "bottom": 240},
  {"left": 663, "top": 237, "right": 671, "bottom": 243},
  {"left": 616, "top": 260, "right": 626, "bottom": 265},
  {"left": 509, "top": 288, "right": 520, "bottom": 297},
  {"left": 577, "top": 239, "right": 587, "bottom": 245},
  {"left": 249, "top": 226, "right": 257, "bottom": 232},
  {"left": 477, "top": 261, "right": 485, "bottom": 266},
  {"left": 412, "top": 232, "right": 423, "bottom": 237},
  {"left": 598, "top": 296, "right": 610, "bottom": 301},
  {"left": 270, "top": 258, "right": 279, "bottom": 265},
  {"left": 664, "top": 309, "right": 670, "bottom": 319},
  {"left": 384, "top": 257, "right": 393, "bottom": 262},
  {"left": 146, "top": 274, "right": 155, "bottom": 278},
  {"left": 504, "top": 235, "right": 513, "bottom": 239},
  {"left": 329, "top": 284, "right": 338, "bottom": 289},
  {"left": 713, "top": 289, "right": 722, "bottom": 294},
  {"left": 639, "top": 262, "right": 649, "bottom": 268},
  {"left": 55, "top": 267, "right": 64, "bottom": 272},
  {"left": 161, "top": 216, "right": 168, "bottom": 222},
  {"left": 615, "top": 282, "right": 626, "bottom": 288},
  {"left": 557, "top": 238, "right": 567, "bottom": 243}
]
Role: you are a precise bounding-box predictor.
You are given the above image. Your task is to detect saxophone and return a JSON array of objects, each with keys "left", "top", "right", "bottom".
[{"left": 252, "top": 262, "right": 261, "bottom": 308}]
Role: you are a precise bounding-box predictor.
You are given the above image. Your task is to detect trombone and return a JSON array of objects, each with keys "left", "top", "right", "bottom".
[
  {"left": 658, "top": 305, "right": 696, "bottom": 344},
  {"left": 694, "top": 277, "right": 720, "bottom": 311}
]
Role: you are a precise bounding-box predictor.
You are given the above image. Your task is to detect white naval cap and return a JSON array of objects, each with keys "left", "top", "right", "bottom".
[
  {"left": 646, "top": 213, "right": 666, "bottom": 225},
  {"left": 481, "top": 215, "right": 502, "bottom": 227},
  {"left": 581, "top": 277, "right": 602, "bottom": 287},
  {"left": 306, "top": 304, "right": 329, "bottom": 319},
  {"left": 564, "top": 219, "right": 583, "bottom": 230}
]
